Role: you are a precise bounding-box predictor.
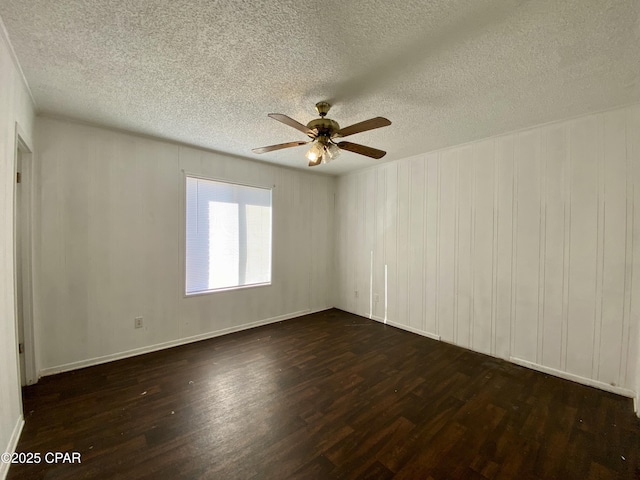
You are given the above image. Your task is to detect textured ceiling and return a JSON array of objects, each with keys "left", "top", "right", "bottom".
[{"left": 0, "top": 0, "right": 638, "bottom": 175}]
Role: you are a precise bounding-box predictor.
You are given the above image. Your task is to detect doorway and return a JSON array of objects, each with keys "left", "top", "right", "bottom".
[{"left": 14, "top": 128, "right": 36, "bottom": 386}]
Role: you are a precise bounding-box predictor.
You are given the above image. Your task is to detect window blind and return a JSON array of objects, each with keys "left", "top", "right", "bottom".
[{"left": 186, "top": 176, "right": 272, "bottom": 295}]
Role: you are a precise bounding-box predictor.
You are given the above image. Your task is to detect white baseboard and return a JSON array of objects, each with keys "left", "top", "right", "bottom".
[
  {"left": 332, "top": 307, "right": 442, "bottom": 341},
  {"left": 0, "top": 415, "right": 24, "bottom": 480},
  {"left": 41, "top": 306, "right": 636, "bottom": 408},
  {"left": 39, "top": 308, "right": 330, "bottom": 377},
  {"left": 510, "top": 357, "right": 636, "bottom": 398},
  {"left": 335, "top": 307, "right": 638, "bottom": 403},
  {"left": 369, "top": 315, "right": 441, "bottom": 341}
]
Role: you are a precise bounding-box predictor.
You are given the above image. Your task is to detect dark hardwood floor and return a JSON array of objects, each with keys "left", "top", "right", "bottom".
[{"left": 8, "top": 309, "right": 640, "bottom": 479}]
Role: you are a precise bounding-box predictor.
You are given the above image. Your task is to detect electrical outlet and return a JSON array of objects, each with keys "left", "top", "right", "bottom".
[
  {"left": 374, "top": 293, "right": 379, "bottom": 303},
  {"left": 134, "top": 316, "right": 144, "bottom": 329},
  {"left": 354, "top": 290, "right": 359, "bottom": 298}
]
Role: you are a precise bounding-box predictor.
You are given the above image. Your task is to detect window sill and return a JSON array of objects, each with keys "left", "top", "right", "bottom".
[{"left": 184, "top": 281, "right": 272, "bottom": 298}]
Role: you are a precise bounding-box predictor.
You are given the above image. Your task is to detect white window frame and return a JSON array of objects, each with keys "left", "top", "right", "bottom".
[{"left": 183, "top": 173, "right": 273, "bottom": 296}]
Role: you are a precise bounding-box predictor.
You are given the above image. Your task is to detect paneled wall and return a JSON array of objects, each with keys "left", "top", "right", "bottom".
[
  {"left": 0, "top": 19, "right": 35, "bottom": 478},
  {"left": 336, "top": 104, "right": 640, "bottom": 395},
  {"left": 34, "top": 117, "right": 335, "bottom": 373}
]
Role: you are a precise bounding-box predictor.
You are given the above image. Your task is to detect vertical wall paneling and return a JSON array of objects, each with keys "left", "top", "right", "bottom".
[
  {"left": 409, "top": 157, "right": 425, "bottom": 330},
  {"left": 335, "top": 177, "right": 344, "bottom": 308},
  {"left": 491, "top": 139, "right": 499, "bottom": 356},
  {"left": 38, "top": 126, "right": 64, "bottom": 366},
  {"left": 561, "top": 125, "right": 572, "bottom": 371},
  {"left": 70, "top": 134, "right": 90, "bottom": 357},
  {"left": 495, "top": 136, "right": 514, "bottom": 360},
  {"left": 310, "top": 175, "right": 334, "bottom": 311},
  {"left": 396, "top": 162, "right": 410, "bottom": 324},
  {"left": 541, "top": 124, "right": 567, "bottom": 370},
  {"left": 453, "top": 151, "right": 460, "bottom": 344},
  {"left": 384, "top": 165, "right": 398, "bottom": 324},
  {"left": 357, "top": 173, "right": 366, "bottom": 314},
  {"left": 337, "top": 176, "right": 344, "bottom": 307},
  {"left": 339, "top": 176, "right": 349, "bottom": 310},
  {"left": 364, "top": 170, "right": 376, "bottom": 317},
  {"left": 626, "top": 104, "right": 640, "bottom": 390},
  {"left": 472, "top": 140, "right": 495, "bottom": 355},
  {"left": 537, "top": 129, "right": 547, "bottom": 364},
  {"left": 566, "top": 116, "right": 599, "bottom": 378},
  {"left": 513, "top": 130, "right": 541, "bottom": 363},
  {"left": 345, "top": 175, "right": 357, "bottom": 312},
  {"left": 437, "top": 149, "right": 457, "bottom": 342},
  {"left": 335, "top": 104, "right": 640, "bottom": 395},
  {"left": 340, "top": 175, "right": 351, "bottom": 310},
  {"left": 326, "top": 178, "right": 336, "bottom": 309},
  {"left": 509, "top": 133, "right": 519, "bottom": 360},
  {"left": 597, "top": 109, "right": 627, "bottom": 386},
  {"left": 110, "top": 136, "right": 140, "bottom": 351},
  {"left": 374, "top": 167, "right": 386, "bottom": 320},
  {"left": 456, "top": 147, "right": 473, "bottom": 348},
  {"left": 424, "top": 154, "right": 439, "bottom": 334},
  {"left": 363, "top": 171, "right": 370, "bottom": 316},
  {"left": 356, "top": 172, "right": 364, "bottom": 314},
  {"left": 349, "top": 175, "right": 357, "bottom": 312},
  {"left": 294, "top": 172, "right": 310, "bottom": 313},
  {"left": 87, "top": 134, "right": 110, "bottom": 355},
  {"left": 306, "top": 175, "right": 314, "bottom": 310},
  {"left": 592, "top": 117, "right": 606, "bottom": 380}
]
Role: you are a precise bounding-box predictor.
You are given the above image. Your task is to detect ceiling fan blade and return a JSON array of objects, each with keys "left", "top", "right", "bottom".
[
  {"left": 337, "top": 141, "right": 387, "bottom": 159},
  {"left": 268, "top": 113, "right": 317, "bottom": 137},
  {"left": 334, "top": 117, "right": 391, "bottom": 138},
  {"left": 252, "top": 141, "right": 309, "bottom": 154}
]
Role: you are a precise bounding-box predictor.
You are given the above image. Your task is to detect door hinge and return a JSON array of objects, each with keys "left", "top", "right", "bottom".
[
  {"left": 18, "top": 343, "right": 24, "bottom": 354},
  {"left": 16, "top": 171, "right": 21, "bottom": 183}
]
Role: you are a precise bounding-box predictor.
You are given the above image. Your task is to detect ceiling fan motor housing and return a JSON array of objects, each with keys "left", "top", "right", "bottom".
[{"left": 307, "top": 118, "right": 340, "bottom": 137}]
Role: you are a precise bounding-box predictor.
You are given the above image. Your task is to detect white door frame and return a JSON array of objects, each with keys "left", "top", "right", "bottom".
[{"left": 13, "top": 122, "right": 37, "bottom": 386}]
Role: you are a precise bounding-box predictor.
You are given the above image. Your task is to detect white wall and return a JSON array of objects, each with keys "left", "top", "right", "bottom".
[
  {"left": 34, "top": 117, "right": 335, "bottom": 373},
  {"left": 0, "top": 19, "right": 35, "bottom": 479},
  {"left": 336, "top": 104, "right": 640, "bottom": 398}
]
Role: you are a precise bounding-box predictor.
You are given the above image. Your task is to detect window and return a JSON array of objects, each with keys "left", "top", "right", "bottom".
[{"left": 185, "top": 176, "right": 272, "bottom": 295}]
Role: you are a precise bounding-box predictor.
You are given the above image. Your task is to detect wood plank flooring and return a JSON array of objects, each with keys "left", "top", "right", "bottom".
[{"left": 8, "top": 309, "right": 640, "bottom": 479}]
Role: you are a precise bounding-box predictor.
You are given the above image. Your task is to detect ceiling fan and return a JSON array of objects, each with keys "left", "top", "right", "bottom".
[{"left": 252, "top": 102, "right": 391, "bottom": 167}]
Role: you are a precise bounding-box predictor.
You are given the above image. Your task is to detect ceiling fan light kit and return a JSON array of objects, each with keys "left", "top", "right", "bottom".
[
  {"left": 252, "top": 102, "right": 391, "bottom": 167},
  {"left": 305, "top": 140, "right": 325, "bottom": 164}
]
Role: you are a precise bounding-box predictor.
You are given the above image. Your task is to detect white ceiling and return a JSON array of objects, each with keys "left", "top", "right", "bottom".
[{"left": 1, "top": 0, "right": 638, "bottom": 175}]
